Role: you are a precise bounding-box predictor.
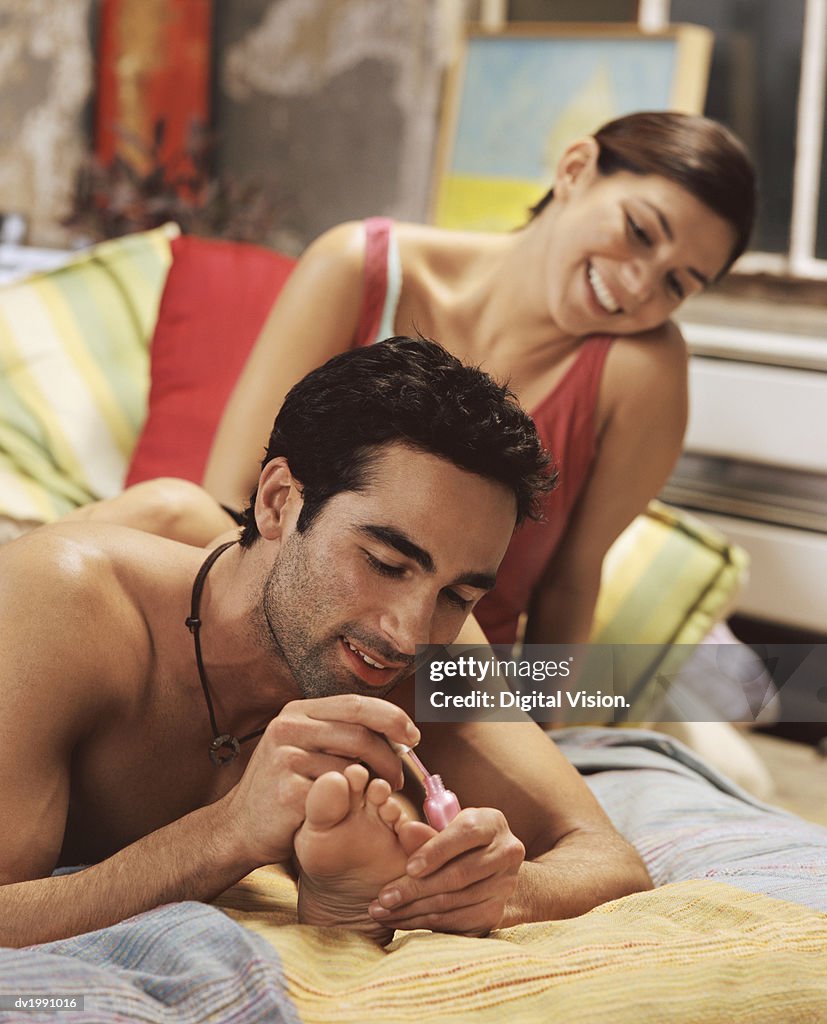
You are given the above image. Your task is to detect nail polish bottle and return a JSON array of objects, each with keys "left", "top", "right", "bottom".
[
  {"left": 386, "top": 739, "right": 462, "bottom": 831},
  {"left": 423, "top": 774, "right": 461, "bottom": 830}
]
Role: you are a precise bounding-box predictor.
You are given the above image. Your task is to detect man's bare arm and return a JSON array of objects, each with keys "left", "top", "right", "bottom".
[
  {"left": 1, "top": 694, "right": 422, "bottom": 947},
  {"left": 459, "top": 718, "right": 652, "bottom": 925},
  {"left": 0, "top": 535, "right": 237, "bottom": 946},
  {"left": 0, "top": 800, "right": 260, "bottom": 947},
  {"left": 370, "top": 705, "right": 651, "bottom": 932},
  {"left": 502, "top": 819, "right": 652, "bottom": 927}
]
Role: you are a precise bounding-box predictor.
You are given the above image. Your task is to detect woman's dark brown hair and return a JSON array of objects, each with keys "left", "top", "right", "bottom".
[{"left": 529, "top": 111, "right": 756, "bottom": 278}]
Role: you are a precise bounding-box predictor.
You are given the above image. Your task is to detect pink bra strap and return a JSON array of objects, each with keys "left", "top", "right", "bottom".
[{"left": 355, "top": 217, "right": 392, "bottom": 347}]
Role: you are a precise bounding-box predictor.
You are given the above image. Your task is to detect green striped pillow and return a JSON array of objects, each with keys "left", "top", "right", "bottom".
[
  {"left": 0, "top": 224, "right": 179, "bottom": 523},
  {"left": 592, "top": 500, "right": 748, "bottom": 647},
  {"left": 590, "top": 500, "right": 749, "bottom": 718}
]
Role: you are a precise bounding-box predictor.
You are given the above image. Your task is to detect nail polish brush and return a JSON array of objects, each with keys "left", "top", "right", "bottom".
[{"left": 387, "top": 740, "right": 461, "bottom": 831}]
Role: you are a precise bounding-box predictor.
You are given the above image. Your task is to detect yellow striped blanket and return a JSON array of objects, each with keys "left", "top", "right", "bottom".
[{"left": 219, "top": 867, "right": 827, "bottom": 1024}]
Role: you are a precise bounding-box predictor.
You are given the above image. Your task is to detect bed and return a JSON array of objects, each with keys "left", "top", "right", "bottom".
[{"left": 1, "top": 729, "right": 825, "bottom": 1023}]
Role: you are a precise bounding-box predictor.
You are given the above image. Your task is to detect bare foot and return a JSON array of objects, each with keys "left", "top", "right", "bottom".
[{"left": 294, "top": 763, "right": 434, "bottom": 941}]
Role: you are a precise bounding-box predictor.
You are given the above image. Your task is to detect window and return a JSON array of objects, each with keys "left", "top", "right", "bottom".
[{"left": 671, "top": 0, "right": 827, "bottom": 279}]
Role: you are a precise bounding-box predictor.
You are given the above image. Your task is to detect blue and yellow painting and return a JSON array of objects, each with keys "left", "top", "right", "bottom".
[{"left": 435, "top": 34, "right": 681, "bottom": 231}]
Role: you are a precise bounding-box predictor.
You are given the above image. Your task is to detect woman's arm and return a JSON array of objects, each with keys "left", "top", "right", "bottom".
[
  {"left": 202, "top": 222, "right": 368, "bottom": 509},
  {"left": 525, "top": 324, "right": 688, "bottom": 645}
]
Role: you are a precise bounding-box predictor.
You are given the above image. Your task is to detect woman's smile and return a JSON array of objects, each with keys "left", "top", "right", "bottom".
[
  {"left": 539, "top": 167, "right": 738, "bottom": 338},
  {"left": 587, "top": 262, "right": 622, "bottom": 315}
]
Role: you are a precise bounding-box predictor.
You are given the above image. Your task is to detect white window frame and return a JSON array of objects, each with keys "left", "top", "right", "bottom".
[
  {"left": 784, "top": 0, "right": 827, "bottom": 279},
  {"left": 647, "top": 0, "right": 827, "bottom": 280}
]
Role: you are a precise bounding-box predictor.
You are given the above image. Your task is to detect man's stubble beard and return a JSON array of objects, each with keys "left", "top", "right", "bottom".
[
  {"left": 258, "top": 531, "right": 391, "bottom": 700},
  {"left": 258, "top": 532, "right": 410, "bottom": 700},
  {"left": 258, "top": 556, "right": 334, "bottom": 700}
]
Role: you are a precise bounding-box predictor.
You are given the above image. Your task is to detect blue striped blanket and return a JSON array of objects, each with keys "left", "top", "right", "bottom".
[
  {"left": 1, "top": 728, "right": 824, "bottom": 1023},
  {"left": 559, "top": 727, "right": 827, "bottom": 913},
  {"left": 0, "top": 901, "right": 298, "bottom": 1023}
]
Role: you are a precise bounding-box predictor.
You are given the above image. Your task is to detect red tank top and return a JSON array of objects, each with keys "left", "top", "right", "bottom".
[{"left": 355, "top": 217, "right": 612, "bottom": 646}]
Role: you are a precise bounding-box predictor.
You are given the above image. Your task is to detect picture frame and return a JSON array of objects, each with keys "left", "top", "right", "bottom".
[{"left": 431, "top": 23, "right": 714, "bottom": 231}]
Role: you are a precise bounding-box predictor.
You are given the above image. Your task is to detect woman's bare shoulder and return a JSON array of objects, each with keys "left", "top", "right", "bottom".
[
  {"left": 302, "top": 219, "right": 462, "bottom": 286},
  {"left": 615, "top": 317, "right": 687, "bottom": 354},
  {"left": 598, "top": 320, "right": 689, "bottom": 436},
  {"left": 300, "top": 220, "right": 366, "bottom": 272},
  {"left": 273, "top": 221, "right": 370, "bottom": 320},
  {"left": 393, "top": 220, "right": 502, "bottom": 252},
  {"left": 606, "top": 320, "right": 688, "bottom": 386},
  {"left": 393, "top": 221, "right": 506, "bottom": 283}
]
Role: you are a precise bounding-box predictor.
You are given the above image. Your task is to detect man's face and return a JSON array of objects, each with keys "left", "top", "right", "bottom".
[{"left": 260, "top": 443, "right": 517, "bottom": 699}]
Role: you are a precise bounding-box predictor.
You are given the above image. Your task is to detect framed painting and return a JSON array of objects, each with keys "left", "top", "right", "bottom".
[
  {"left": 95, "top": 0, "right": 212, "bottom": 177},
  {"left": 431, "top": 23, "right": 713, "bottom": 231}
]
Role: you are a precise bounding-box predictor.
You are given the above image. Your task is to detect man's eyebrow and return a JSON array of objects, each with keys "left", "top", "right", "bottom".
[
  {"left": 359, "top": 525, "right": 434, "bottom": 572},
  {"left": 358, "top": 525, "right": 498, "bottom": 591},
  {"left": 454, "top": 570, "right": 498, "bottom": 593},
  {"left": 643, "top": 200, "right": 710, "bottom": 287}
]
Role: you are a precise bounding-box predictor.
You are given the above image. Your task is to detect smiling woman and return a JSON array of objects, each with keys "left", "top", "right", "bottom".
[
  {"left": 74, "top": 111, "right": 756, "bottom": 649},
  {"left": 528, "top": 143, "right": 739, "bottom": 340}
]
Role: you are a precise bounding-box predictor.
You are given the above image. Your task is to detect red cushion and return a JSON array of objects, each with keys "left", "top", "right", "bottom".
[{"left": 125, "top": 235, "right": 295, "bottom": 486}]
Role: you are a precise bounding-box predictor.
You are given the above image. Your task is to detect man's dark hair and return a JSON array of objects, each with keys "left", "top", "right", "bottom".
[{"left": 238, "top": 336, "right": 555, "bottom": 547}]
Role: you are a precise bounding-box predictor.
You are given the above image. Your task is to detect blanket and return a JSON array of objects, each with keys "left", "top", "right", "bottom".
[
  {"left": 1, "top": 729, "right": 825, "bottom": 1023},
  {"left": 560, "top": 727, "right": 827, "bottom": 913},
  {"left": 2, "top": 877, "right": 823, "bottom": 1023},
  {"left": 220, "top": 871, "right": 827, "bottom": 1024},
  {"left": 0, "top": 901, "right": 297, "bottom": 1023}
]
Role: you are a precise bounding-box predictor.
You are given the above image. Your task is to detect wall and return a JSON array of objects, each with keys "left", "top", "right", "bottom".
[
  {"left": 0, "top": 0, "right": 447, "bottom": 253},
  {"left": 0, "top": 0, "right": 93, "bottom": 246},
  {"left": 214, "top": 0, "right": 447, "bottom": 252}
]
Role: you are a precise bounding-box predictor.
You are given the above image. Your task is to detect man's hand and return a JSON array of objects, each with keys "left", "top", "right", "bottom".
[
  {"left": 366, "top": 806, "right": 525, "bottom": 936},
  {"left": 220, "top": 694, "right": 420, "bottom": 868}
]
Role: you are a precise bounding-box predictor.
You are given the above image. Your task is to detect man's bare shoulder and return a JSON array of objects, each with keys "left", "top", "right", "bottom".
[
  {"left": 0, "top": 524, "right": 195, "bottom": 713},
  {"left": 0, "top": 524, "right": 199, "bottom": 883},
  {"left": 0, "top": 520, "right": 185, "bottom": 603}
]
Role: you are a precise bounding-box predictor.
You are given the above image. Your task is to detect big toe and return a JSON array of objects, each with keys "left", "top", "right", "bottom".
[{"left": 304, "top": 771, "right": 354, "bottom": 830}]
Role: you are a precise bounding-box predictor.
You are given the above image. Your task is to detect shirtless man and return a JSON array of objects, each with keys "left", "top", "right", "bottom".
[{"left": 0, "top": 337, "right": 651, "bottom": 948}]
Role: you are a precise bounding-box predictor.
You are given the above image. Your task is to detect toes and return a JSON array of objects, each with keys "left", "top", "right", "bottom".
[
  {"left": 304, "top": 771, "right": 352, "bottom": 829},
  {"left": 398, "top": 819, "right": 437, "bottom": 856},
  {"left": 375, "top": 793, "right": 404, "bottom": 831},
  {"left": 342, "top": 762, "right": 370, "bottom": 795},
  {"left": 365, "top": 777, "right": 392, "bottom": 807}
]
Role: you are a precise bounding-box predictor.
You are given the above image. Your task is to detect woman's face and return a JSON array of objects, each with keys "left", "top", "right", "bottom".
[{"left": 540, "top": 145, "right": 738, "bottom": 337}]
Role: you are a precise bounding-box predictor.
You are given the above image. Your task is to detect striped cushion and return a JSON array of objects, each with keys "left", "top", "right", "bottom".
[
  {"left": 592, "top": 500, "right": 747, "bottom": 646},
  {"left": 589, "top": 500, "right": 748, "bottom": 717},
  {"left": 0, "top": 224, "right": 178, "bottom": 523}
]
